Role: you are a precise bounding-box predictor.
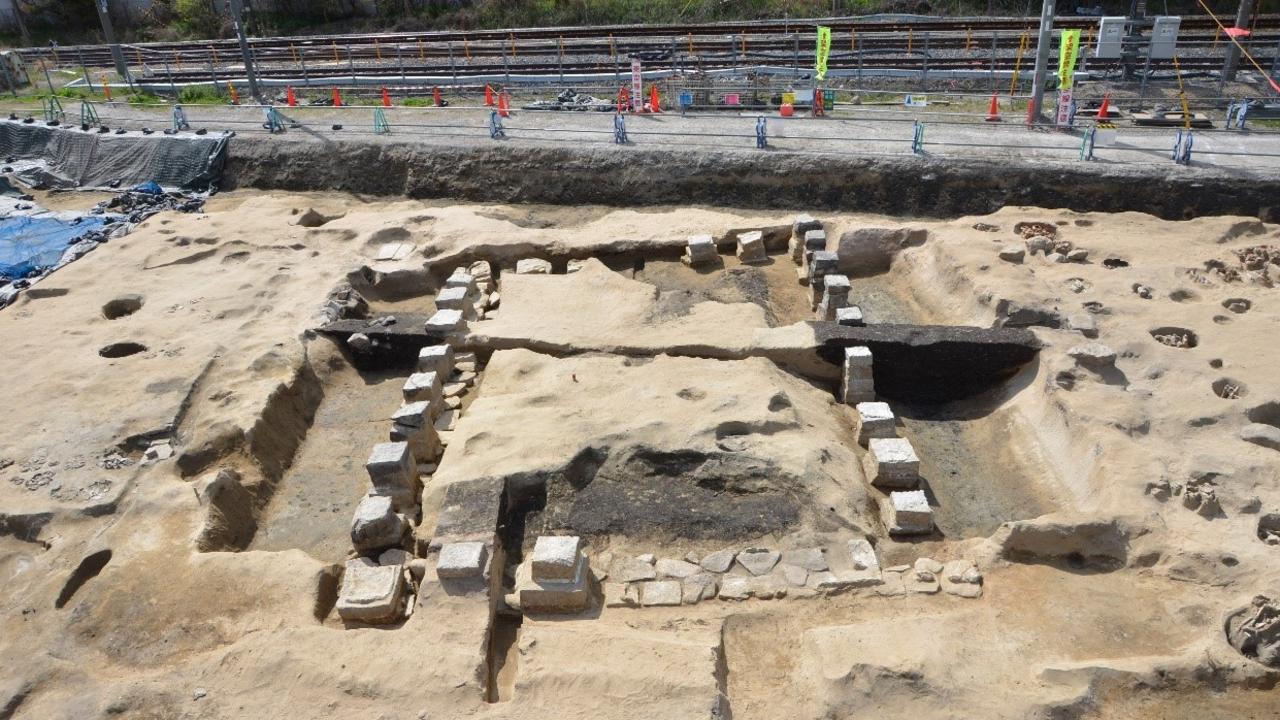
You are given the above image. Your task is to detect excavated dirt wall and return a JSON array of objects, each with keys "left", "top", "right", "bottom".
[{"left": 224, "top": 138, "right": 1280, "bottom": 221}]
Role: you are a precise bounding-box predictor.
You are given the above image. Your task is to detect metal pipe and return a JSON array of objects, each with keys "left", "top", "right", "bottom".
[{"left": 1028, "top": 0, "right": 1056, "bottom": 122}]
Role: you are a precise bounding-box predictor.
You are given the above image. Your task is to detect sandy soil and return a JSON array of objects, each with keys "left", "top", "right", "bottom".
[{"left": 1, "top": 191, "right": 1278, "bottom": 719}]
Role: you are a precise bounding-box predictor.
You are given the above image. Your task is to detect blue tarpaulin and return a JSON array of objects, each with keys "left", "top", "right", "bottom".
[{"left": 0, "top": 215, "right": 107, "bottom": 280}]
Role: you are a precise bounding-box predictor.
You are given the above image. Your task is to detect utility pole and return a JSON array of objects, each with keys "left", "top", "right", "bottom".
[
  {"left": 227, "top": 0, "right": 261, "bottom": 100},
  {"left": 94, "top": 0, "right": 131, "bottom": 81},
  {"left": 1027, "top": 0, "right": 1055, "bottom": 123},
  {"left": 1222, "top": 0, "right": 1255, "bottom": 81}
]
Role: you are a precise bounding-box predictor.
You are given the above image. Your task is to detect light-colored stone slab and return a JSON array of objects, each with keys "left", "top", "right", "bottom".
[
  {"left": 855, "top": 401, "right": 896, "bottom": 445},
  {"left": 336, "top": 557, "right": 404, "bottom": 623},
  {"left": 437, "top": 541, "right": 488, "bottom": 579},
  {"left": 531, "top": 535, "right": 583, "bottom": 581},
  {"left": 655, "top": 558, "right": 702, "bottom": 579},
  {"left": 718, "top": 576, "right": 754, "bottom": 600},
  {"left": 699, "top": 548, "right": 737, "bottom": 573},
  {"left": 781, "top": 548, "right": 828, "bottom": 572},
  {"left": 682, "top": 573, "right": 719, "bottom": 604},
  {"left": 516, "top": 258, "right": 553, "bottom": 274},
  {"left": 736, "top": 548, "right": 781, "bottom": 576},
  {"left": 640, "top": 580, "right": 683, "bottom": 607},
  {"left": 402, "top": 371, "right": 442, "bottom": 403},
  {"left": 350, "top": 494, "right": 404, "bottom": 553}
]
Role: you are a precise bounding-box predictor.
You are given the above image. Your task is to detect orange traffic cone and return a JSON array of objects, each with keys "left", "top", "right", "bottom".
[
  {"left": 617, "top": 86, "right": 630, "bottom": 113},
  {"left": 649, "top": 85, "right": 661, "bottom": 113},
  {"left": 1096, "top": 92, "right": 1111, "bottom": 120},
  {"left": 498, "top": 90, "right": 510, "bottom": 117},
  {"left": 484, "top": 84, "right": 495, "bottom": 106},
  {"left": 381, "top": 87, "right": 391, "bottom": 107},
  {"left": 433, "top": 86, "right": 442, "bottom": 107},
  {"left": 984, "top": 93, "right": 1001, "bottom": 122},
  {"left": 101, "top": 75, "right": 111, "bottom": 101},
  {"left": 228, "top": 84, "right": 239, "bottom": 105},
  {"left": 286, "top": 86, "right": 297, "bottom": 107},
  {"left": 332, "top": 87, "right": 342, "bottom": 107}
]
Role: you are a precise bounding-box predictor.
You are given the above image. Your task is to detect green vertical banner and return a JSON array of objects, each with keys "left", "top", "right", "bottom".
[
  {"left": 1058, "top": 29, "right": 1081, "bottom": 89},
  {"left": 815, "top": 26, "right": 832, "bottom": 80}
]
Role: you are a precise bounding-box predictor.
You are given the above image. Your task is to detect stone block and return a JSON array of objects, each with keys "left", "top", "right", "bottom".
[
  {"left": 780, "top": 548, "right": 828, "bottom": 572},
  {"left": 435, "top": 286, "right": 475, "bottom": 312},
  {"left": 885, "top": 490, "right": 933, "bottom": 535},
  {"left": 417, "top": 344, "right": 455, "bottom": 375},
  {"left": 640, "top": 580, "right": 683, "bottom": 607},
  {"left": 445, "top": 270, "right": 477, "bottom": 293},
  {"left": 365, "top": 442, "right": 416, "bottom": 508},
  {"left": 431, "top": 477, "right": 504, "bottom": 546},
  {"left": 402, "top": 370, "right": 442, "bottom": 403},
  {"left": 684, "top": 234, "right": 718, "bottom": 267},
  {"left": 846, "top": 538, "right": 880, "bottom": 573},
  {"left": 391, "top": 400, "right": 432, "bottom": 428},
  {"left": 390, "top": 418, "right": 441, "bottom": 465},
  {"left": 836, "top": 306, "right": 865, "bottom": 327},
  {"left": 437, "top": 541, "right": 489, "bottom": 579},
  {"left": 424, "top": 309, "right": 466, "bottom": 337},
  {"left": 682, "top": 573, "right": 719, "bottom": 604},
  {"left": 336, "top": 557, "right": 405, "bottom": 623},
  {"left": 736, "top": 230, "right": 767, "bottom": 264},
  {"left": 804, "top": 228, "right": 828, "bottom": 252},
  {"left": 864, "top": 437, "right": 920, "bottom": 489},
  {"left": 350, "top": 494, "right": 405, "bottom": 553},
  {"left": 855, "top": 401, "right": 896, "bottom": 445},
  {"left": 840, "top": 346, "right": 876, "bottom": 405},
  {"left": 736, "top": 548, "right": 780, "bottom": 576},
  {"left": 516, "top": 258, "right": 552, "bottom": 274},
  {"left": 781, "top": 564, "right": 809, "bottom": 587},
  {"left": 467, "top": 261, "right": 494, "bottom": 292},
  {"left": 531, "top": 535, "right": 584, "bottom": 582},
  {"left": 718, "top": 576, "right": 754, "bottom": 600},
  {"left": 655, "top": 558, "right": 702, "bottom": 579},
  {"left": 614, "top": 556, "right": 657, "bottom": 583},
  {"left": 695, "top": 550, "right": 735, "bottom": 575},
  {"left": 809, "top": 250, "right": 839, "bottom": 281},
  {"left": 515, "top": 555, "right": 591, "bottom": 613}
]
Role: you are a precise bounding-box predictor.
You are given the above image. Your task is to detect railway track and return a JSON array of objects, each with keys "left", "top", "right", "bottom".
[{"left": 22, "top": 14, "right": 1280, "bottom": 71}]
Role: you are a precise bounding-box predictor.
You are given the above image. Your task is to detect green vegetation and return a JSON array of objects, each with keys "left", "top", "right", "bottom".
[
  {"left": 177, "top": 85, "right": 226, "bottom": 104},
  {"left": 126, "top": 91, "right": 164, "bottom": 106},
  {"left": 401, "top": 96, "right": 435, "bottom": 107},
  {"left": 0, "top": 0, "right": 1251, "bottom": 45}
]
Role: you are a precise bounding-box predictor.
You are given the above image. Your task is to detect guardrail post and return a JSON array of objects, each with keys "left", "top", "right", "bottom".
[
  {"left": 1078, "top": 126, "right": 1096, "bottom": 161},
  {"left": 373, "top": 108, "right": 390, "bottom": 135},
  {"left": 1172, "top": 130, "right": 1193, "bottom": 165},
  {"left": 755, "top": 116, "right": 767, "bottom": 149},
  {"left": 42, "top": 95, "right": 64, "bottom": 125},
  {"left": 911, "top": 120, "right": 925, "bottom": 154},
  {"left": 489, "top": 109, "right": 506, "bottom": 140},
  {"left": 264, "top": 106, "right": 285, "bottom": 134},
  {"left": 79, "top": 101, "right": 100, "bottom": 128},
  {"left": 613, "top": 112, "right": 628, "bottom": 144},
  {"left": 173, "top": 105, "right": 190, "bottom": 132}
]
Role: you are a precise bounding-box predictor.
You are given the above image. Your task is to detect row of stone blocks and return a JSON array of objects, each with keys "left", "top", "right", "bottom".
[
  {"left": 337, "top": 263, "right": 503, "bottom": 624},
  {"left": 682, "top": 230, "right": 770, "bottom": 267},
  {"left": 840, "top": 345, "right": 933, "bottom": 537}
]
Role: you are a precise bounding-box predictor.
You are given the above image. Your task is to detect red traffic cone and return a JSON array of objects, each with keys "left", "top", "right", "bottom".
[
  {"left": 332, "top": 87, "right": 342, "bottom": 107},
  {"left": 985, "top": 93, "right": 1001, "bottom": 122},
  {"left": 381, "top": 87, "right": 391, "bottom": 107},
  {"left": 1096, "top": 92, "right": 1111, "bottom": 120},
  {"left": 649, "top": 85, "right": 661, "bottom": 113},
  {"left": 286, "top": 86, "right": 297, "bottom": 107},
  {"left": 498, "top": 90, "right": 510, "bottom": 117},
  {"left": 484, "top": 84, "right": 495, "bottom": 106},
  {"left": 433, "top": 86, "right": 442, "bottom": 107},
  {"left": 813, "top": 89, "right": 825, "bottom": 117}
]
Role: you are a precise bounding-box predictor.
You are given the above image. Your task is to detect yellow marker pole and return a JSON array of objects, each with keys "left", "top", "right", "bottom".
[
  {"left": 850, "top": 29, "right": 856, "bottom": 50},
  {"left": 1212, "top": 26, "right": 1221, "bottom": 51},
  {"left": 464, "top": 38, "right": 471, "bottom": 60},
  {"left": 1173, "top": 55, "right": 1192, "bottom": 129},
  {"left": 176, "top": 52, "right": 183, "bottom": 71},
  {"left": 211, "top": 45, "right": 219, "bottom": 65},
  {"left": 101, "top": 74, "right": 111, "bottom": 101},
  {"left": 741, "top": 35, "right": 747, "bottom": 54},
  {"left": 908, "top": 28, "right": 914, "bottom": 53},
  {"left": 418, "top": 39, "right": 424, "bottom": 60},
  {"left": 612, "top": 34, "right": 619, "bottom": 59},
  {"left": 1009, "top": 32, "right": 1029, "bottom": 97},
  {"left": 375, "top": 39, "right": 382, "bottom": 61},
  {"left": 135, "top": 47, "right": 143, "bottom": 66},
  {"left": 559, "top": 36, "right": 564, "bottom": 60},
  {"left": 965, "top": 27, "right": 972, "bottom": 52},
  {"left": 291, "top": 44, "right": 299, "bottom": 64},
  {"left": 510, "top": 33, "right": 517, "bottom": 58},
  {"left": 333, "top": 41, "right": 340, "bottom": 64}
]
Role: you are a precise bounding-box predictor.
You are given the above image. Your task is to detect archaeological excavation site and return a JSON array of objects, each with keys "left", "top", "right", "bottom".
[{"left": 4, "top": 44, "right": 1280, "bottom": 720}]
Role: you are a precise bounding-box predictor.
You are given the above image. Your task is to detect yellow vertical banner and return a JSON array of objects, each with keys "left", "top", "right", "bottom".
[
  {"left": 1058, "top": 29, "right": 1081, "bottom": 89},
  {"left": 815, "top": 26, "right": 832, "bottom": 80}
]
